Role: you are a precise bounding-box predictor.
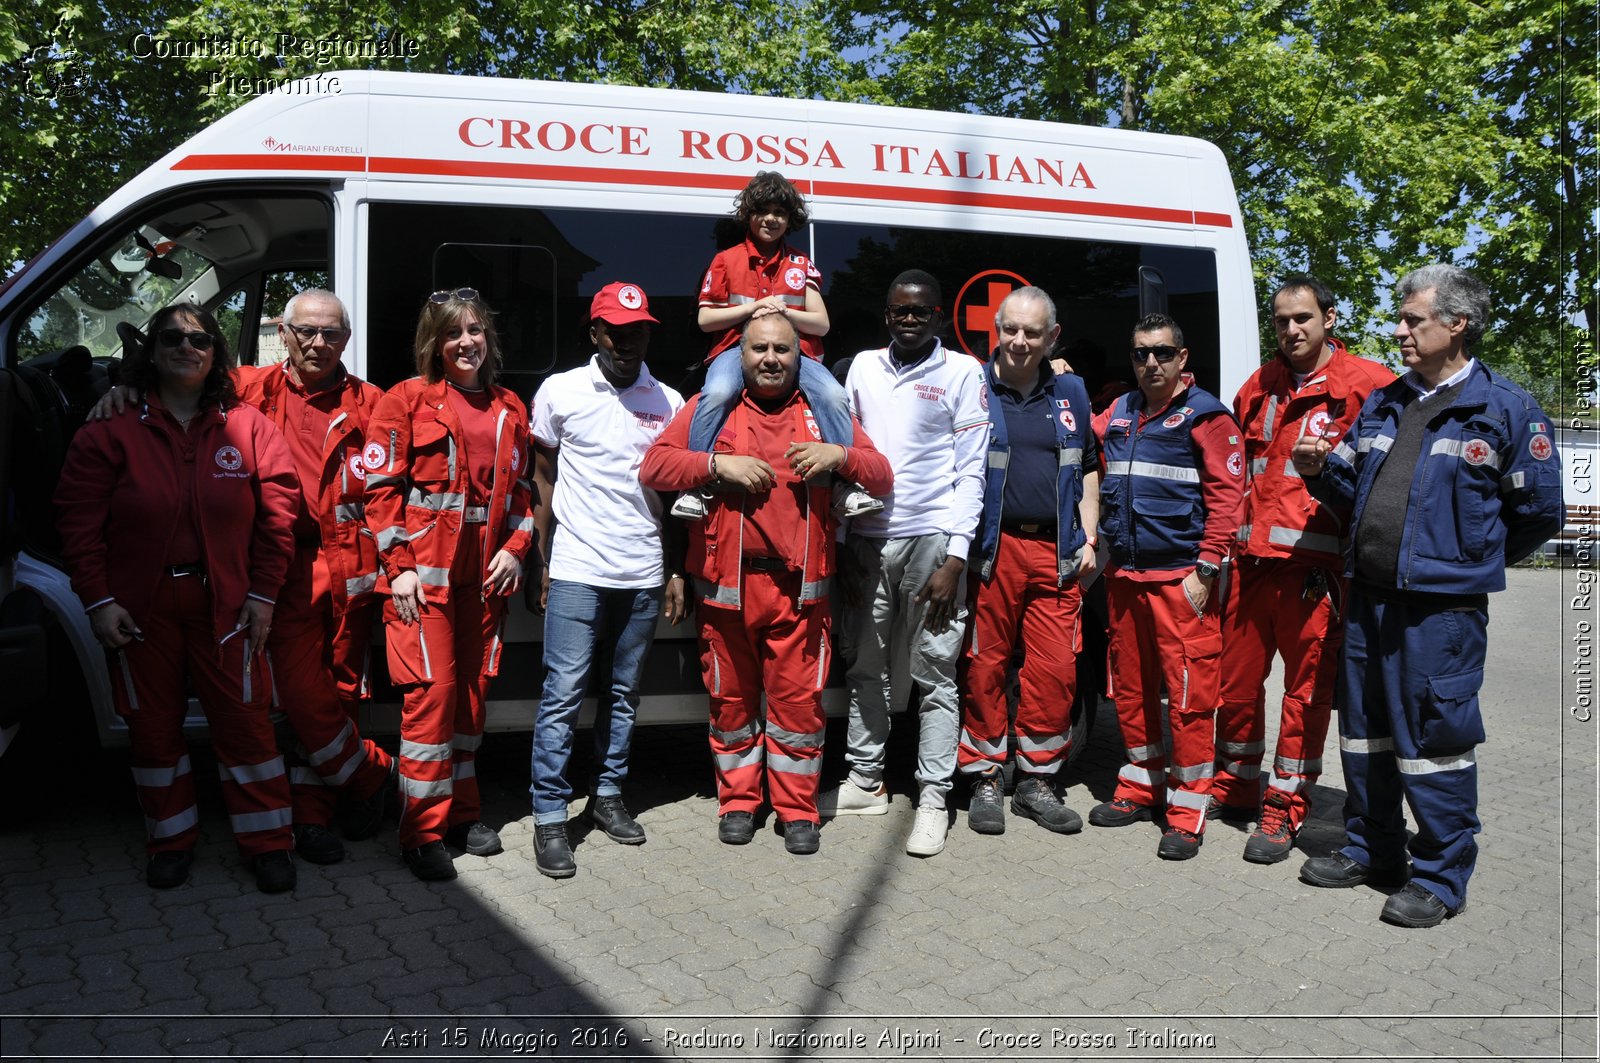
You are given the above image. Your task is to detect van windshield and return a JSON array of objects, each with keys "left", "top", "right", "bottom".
[{"left": 16, "top": 226, "right": 216, "bottom": 363}]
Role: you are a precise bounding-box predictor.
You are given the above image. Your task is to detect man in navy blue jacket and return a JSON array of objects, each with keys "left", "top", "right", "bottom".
[{"left": 1292, "top": 264, "right": 1564, "bottom": 927}]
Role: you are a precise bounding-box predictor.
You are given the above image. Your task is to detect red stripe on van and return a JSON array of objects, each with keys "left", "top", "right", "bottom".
[
  {"left": 173, "top": 153, "right": 367, "bottom": 173},
  {"left": 175, "top": 153, "right": 1234, "bottom": 229}
]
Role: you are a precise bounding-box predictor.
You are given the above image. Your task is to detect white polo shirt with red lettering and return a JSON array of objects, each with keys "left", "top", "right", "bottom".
[
  {"left": 844, "top": 341, "right": 990, "bottom": 559},
  {"left": 530, "top": 357, "right": 684, "bottom": 588}
]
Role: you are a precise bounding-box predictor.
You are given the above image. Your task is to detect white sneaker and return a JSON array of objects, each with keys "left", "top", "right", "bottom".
[
  {"left": 906, "top": 805, "right": 948, "bottom": 857},
  {"left": 817, "top": 780, "right": 890, "bottom": 818},
  {"left": 832, "top": 480, "right": 885, "bottom": 518},
  {"left": 670, "top": 490, "right": 709, "bottom": 522}
]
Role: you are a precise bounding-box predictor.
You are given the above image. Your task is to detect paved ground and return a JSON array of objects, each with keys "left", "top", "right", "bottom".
[{"left": 1, "top": 567, "right": 1595, "bottom": 1061}]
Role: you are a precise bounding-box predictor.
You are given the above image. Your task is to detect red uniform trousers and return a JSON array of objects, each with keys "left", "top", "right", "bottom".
[
  {"left": 1105, "top": 572, "right": 1221, "bottom": 835},
  {"left": 958, "top": 531, "right": 1083, "bottom": 776},
  {"left": 1212, "top": 556, "right": 1342, "bottom": 827},
  {"left": 698, "top": 570, "right": 829, "bottom": 824},
  {"left": 269, "top": 545, "right": 392, "bottom": 827},
  {"left": 109, "top": 571, "right": 292, "bottom": 858},
  {"left": 383, "top": 529, "right": 503, "bottom": 848}
]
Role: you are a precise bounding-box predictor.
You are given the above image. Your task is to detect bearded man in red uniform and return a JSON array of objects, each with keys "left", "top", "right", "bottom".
[{"left": 641, "top": 313, "right": 892, "bottom": 855}]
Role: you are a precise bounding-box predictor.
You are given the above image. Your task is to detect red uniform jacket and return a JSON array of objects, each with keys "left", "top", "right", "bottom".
[
  {"left": 1232, "top": 340, "right": 1395, "bottom": 566},
  {"left": 641, "top": 389, "right": 893, "bottom": 610},
  {"left": 363, "top": 378, "right": 534, "bottom": 603},
  {"left": 236, "top": 364, "right": 384, "bottom": 608},
  {"left": 55, "top": 400, "right": 300, "bottom": 639},
  {"left": 699, "top": 238, "right": 825, "bottom": 363}
]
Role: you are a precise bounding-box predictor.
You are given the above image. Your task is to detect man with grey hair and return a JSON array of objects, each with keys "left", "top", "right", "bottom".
[
  {"left": 1291, "top": 263, "right": 1564, "bottom": 927},
  {"left": 958, "top": 287, "right": 1099, "bottom": 837}
]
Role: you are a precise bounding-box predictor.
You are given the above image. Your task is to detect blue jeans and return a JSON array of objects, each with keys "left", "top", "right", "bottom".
[
  {"left": 688, "top": 347, "right": 854, "bottom": 451},
  {"left": 530, "top": 580, "right": 663, "bottom": 825}
]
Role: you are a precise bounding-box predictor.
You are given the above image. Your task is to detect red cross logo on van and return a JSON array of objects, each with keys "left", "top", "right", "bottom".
[{"left": 953, "top": 269, "right": 1030, "bottom": 359}]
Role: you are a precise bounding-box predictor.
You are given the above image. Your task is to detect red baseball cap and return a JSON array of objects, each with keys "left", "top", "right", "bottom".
[{"left": 589, "top": 282, "right": 659, "bottom": 325}]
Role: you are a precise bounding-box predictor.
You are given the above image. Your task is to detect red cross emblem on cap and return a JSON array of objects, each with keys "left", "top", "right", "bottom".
[
  {"left": 1463, "top": 439, "right": 1492, "bottom": 466},
  {"left": 619, "top": 285, "right": 643, "bottom": 309}
]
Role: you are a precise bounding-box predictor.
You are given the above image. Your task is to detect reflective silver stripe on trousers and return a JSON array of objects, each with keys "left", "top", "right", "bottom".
[
  {"left": 1118, "top": 764, "right": 1163, "bottom": 786},
  {"left": 767, "top": 723, "right": 825, "bottom": 747},
  {"left": 219, "top": 756, "right": 285, "bottom": 785},
  {"left": 230, "top": 807, "right": 292, "bottom": 834},
  {"left": 453, "top": 733, "right": 483, "bottom": 753},
  {"left": 961, "top": 729, "right": 1008, "bottom": 758},
  {"left": 1274, "top": 756, "right": 1321, "bottom": 775},
  {"left": 1169, "top": 761, "right": 1214, "bottom": 783},
  {"left": 147, "top": 806, "right": 200, "bottom": 839},
  {"left": 1340, "top": 736, "right": 1394, "bottom": 754},
  {"left": 1103, "top": 460, "right": 1201, "bottom": 483},
  {"left": 417, "top": 625, "right": 434, "bottom": 680},
  {"left": 768, "top": 751, "right": 822, "bottom": 775},
  {"left": 1431, "top": 437, "right": 1504, "bottom": 470},
  {"left": 401, "top": 739, "right": 452, "bottom": 762},
  {"left": 715, "top": 746, "right": 764, "bottom": 771},
  {"left": 1219, "top": 740, "right": 1265, "bottom": 756},
  {"left": 1017, "top": 734, "right": 1068, "bottom": 753},
  {"left": 696, "top": 577, "right": 740, "bottom": 608},
  {"left": 711, "top": 721, "right": 759, "bottom": 745},
  {"left": 1268, "top": 526, "right": 1345, "bottom": 555},
  {"left": 308, "top": 720, "right": 356, "bottom": 766},
  {"left": 1127, "top": 743, "right": 1164, "bottom": 763},
  {"left": 1218, "top": 761, "right": 1261, "bottom": 778},
  {"left": 289, "top": 766, "right": 321, "bottom": 787},
  {"left": 1397, "top": 751, "right": 1476, "bottom": 775},
  {"left": 131, "top": 755, "right": 192, "bottom": 787},
  {"left": 1266, "top": 776, "right": 1309, "bottom": 795},
  {"left": 800, "top": 578, "right": 829, "bottom": 603},
  {"left": 400, "top": 775, "right": 452, "bottom": 799},
  {"left": 345, "top": 572, "right": 379, "bottom": 597},
  {"left": 118, "top": 653, "right": 141, "bottom": 711},
  {"left": 452, "top": 760, "right": 477, "bottom": 780},
  {"left": 1166, "top": 787, "right": 1210, "bottom": 811},
  {"left": 334, "top": 501, "right": 366, "bottom": 523}
]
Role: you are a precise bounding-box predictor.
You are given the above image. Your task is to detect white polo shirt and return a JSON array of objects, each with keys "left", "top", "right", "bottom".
[
  {"left": 530, "top": 357, "right": 685, "bottom": 588},
  {"left": 844, "top": 341, "right": 989, "bottom": 558}
]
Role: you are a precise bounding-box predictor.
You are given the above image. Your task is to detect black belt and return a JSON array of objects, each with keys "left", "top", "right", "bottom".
[
  {"left": 1002, "top": 521, "right": 1056, "bottom": 537},
  {"left": 165, "top": 562, "right": 205, "bottom": 578},
  {"left": 744, "top": 556, "right": 793, "bottom": 573}
]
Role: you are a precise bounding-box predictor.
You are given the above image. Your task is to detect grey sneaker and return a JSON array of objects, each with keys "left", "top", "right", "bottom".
[
  {"left": 1011, "top": 777, "right": 1083, "bottom": 835},
  {"left": 967, "top": 771, "right": 1006, "bottom": 835},
  {"left": 670, "top": 490, "right": 709, "bottom": 521}
]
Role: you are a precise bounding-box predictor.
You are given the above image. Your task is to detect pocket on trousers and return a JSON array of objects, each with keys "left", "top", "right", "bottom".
[
  {"left": 385, "top": 620, "right": 433, "bottom": 687},
  {"left": 1419, "top": 668, "right": 1485, "bottom": 752}
]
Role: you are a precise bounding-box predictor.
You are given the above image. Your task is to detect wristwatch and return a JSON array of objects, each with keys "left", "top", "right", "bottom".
[{"left": 1195, "top": 560, "right": 1220, "bottom": 581}]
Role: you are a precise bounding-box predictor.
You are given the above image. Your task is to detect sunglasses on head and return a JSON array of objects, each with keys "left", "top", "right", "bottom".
[
  {"left": 286, "top": 324, "right": 351, "bottom": 344},
  {"left": 886, "top": 303, "right": 940, "bottom": 322},
  {"left": 154, "top": 328, "right": 215, "bottom": 351},
  {"left": 1131, "top": 345, "right": 1181, "bottom": 363},
  {"left": 429, "top": 287, "right": 480, "bottom": 304}
]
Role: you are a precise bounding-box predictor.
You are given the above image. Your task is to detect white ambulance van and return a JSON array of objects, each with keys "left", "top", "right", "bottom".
[{"left": 0, "top": 71, "right": 1258, "bottom": 754}]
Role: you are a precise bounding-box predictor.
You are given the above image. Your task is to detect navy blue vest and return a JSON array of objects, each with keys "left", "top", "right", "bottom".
[
  {"left": 1099, "top": 386, "right": 1231, "bottom": 571},
  {"left": 975, "top": 368, "right": 1093, "bottom": 585}
]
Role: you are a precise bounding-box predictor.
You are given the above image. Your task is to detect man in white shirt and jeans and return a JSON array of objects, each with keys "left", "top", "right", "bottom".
[
  {"left": 820, "top": 269, "right": 989, "bottom": 857},
  {"left": 528, "top": 282, "right": 686, "bottom": 878}
]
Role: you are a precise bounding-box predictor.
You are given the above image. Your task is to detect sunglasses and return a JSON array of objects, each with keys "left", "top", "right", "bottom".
[
  {"left": 886, "top": 304, "right": 940, "bottom": 322},
  {"left": 286, "top": 324, "right": 351, "bottom": 343},
  {"left": 1131, "top": 345, "right": 1181, "bottom": 363},
  {"left": 429, "top": 287, "right": 480, "bottom": 304},
  {"left": 154, "top": 328, "right": 215, "bottom": 351}
]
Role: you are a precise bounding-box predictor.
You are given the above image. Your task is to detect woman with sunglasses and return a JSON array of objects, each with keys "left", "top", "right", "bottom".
[
  {"left": 363, "top": 288, "right": 535, "bottom": 881},
  {"left": 55, "top": 304, "right": 302, "bottom": 892}
]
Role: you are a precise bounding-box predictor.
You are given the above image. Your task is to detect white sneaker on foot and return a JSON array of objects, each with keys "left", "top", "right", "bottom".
[
  {"left": 905, "top": 805, "right": 948, "bottom": 857},
  {"left": 817, "top": 780, "right": 890, "bottom": 818},
  {"left": 832, "top": 480, "right": 885, "bottom": 518},
  {"left": 670, "top": 490, "right": 709, "bottom": 521}
]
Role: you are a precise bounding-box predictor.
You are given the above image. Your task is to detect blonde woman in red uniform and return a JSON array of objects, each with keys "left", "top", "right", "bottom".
[
  {"left": 363, "top": 288, "right": 535, "bottom": 881},
  {"left": 55, "top": 304, "right": 302, "bottom": 892}
]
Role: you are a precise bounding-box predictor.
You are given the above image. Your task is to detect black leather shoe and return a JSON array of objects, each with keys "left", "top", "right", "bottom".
[
  {"left": 1088, "top": 797, "right": 1154, "bottom": 828},
  {"left": 1380, "top": 882, "right": 1461, "bottom": 928},
  {"left": 146, "top": 850, "right": 193, "bottom": 889},
  {"left": 1299, "top": 853, "right": 1409, "bottom": 889},
  {"left": 402, "top": 841, "right": 457, "bottom": 881},
  {"left": 1157, "top": 827, "right": 1203, "bottom": 860},
  {"left": 251, "top": 850, "right": 296, "bottom": 894},
  {"left": 585, "top": 795, "right": 646, "bottom": 845},
  {"left": 444, "top": 820, "right": 503, "bottom": 856},
  {"left": 534, "top": 823, "right": 576, "bottom": 878},
  {"left": 340, "top": 759, "right": 396, "bottom": 840},
  {"left": 783, "top": 819, "right": 821, "bottom": 855},
  {"left": 718, "top": 811, "right": 756, "bottom": 845},
  {"left": 294, "top": 824, "right": 346, "bottom": 865}
]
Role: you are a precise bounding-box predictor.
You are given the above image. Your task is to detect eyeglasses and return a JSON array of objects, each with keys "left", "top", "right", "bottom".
[
  {"left": 1131, "top": 345, "right": 1181, "bottom": 363},
  {"left": 886, "top": 304, "right": 940, "bottom": 322},
  {"left": 429, "top": 287, "right": 479, "bottom": 304},
  {"left": 285, "top": 324, "right": 351, "bottom": 344},
  {"left": 154, "top": 328, "right": 215, "bottom": 351}
]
